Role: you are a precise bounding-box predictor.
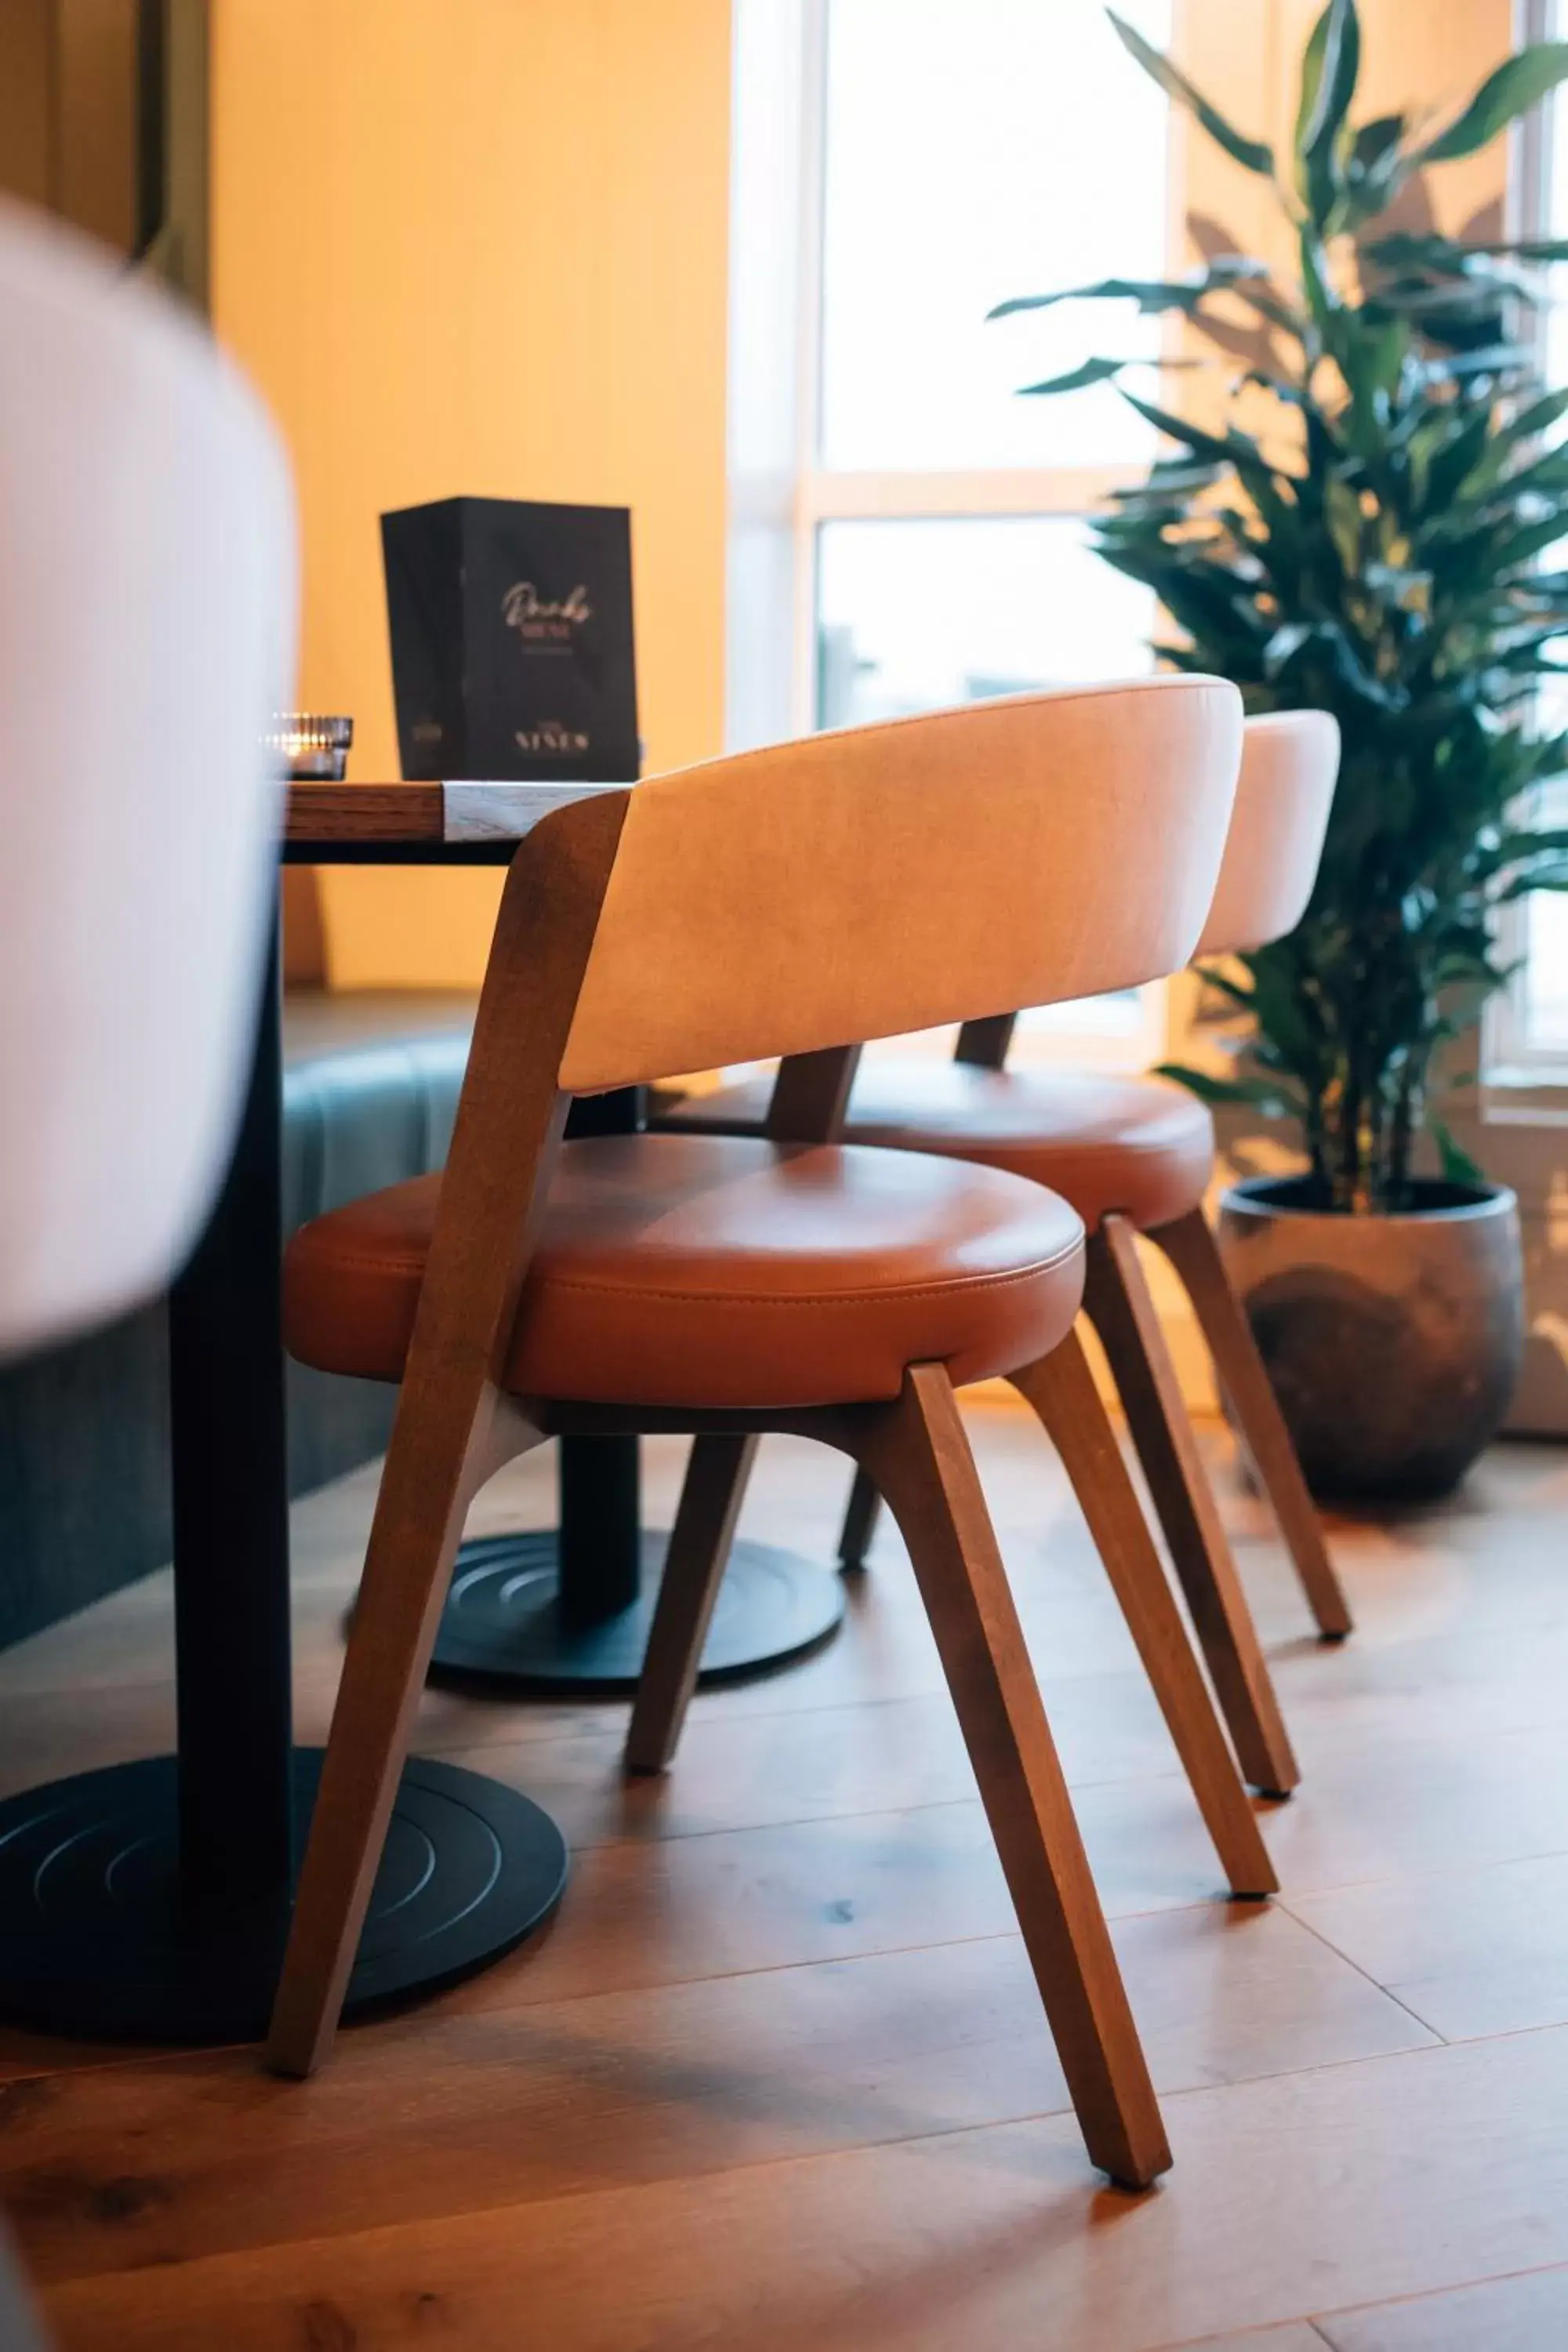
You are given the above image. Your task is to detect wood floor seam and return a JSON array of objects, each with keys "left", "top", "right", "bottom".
[
  {"left": 495, "top": 1767, "right": 1211, "bottom": 1853},
  {"left": 1270, "top": 1826, "right": 1568, "bottom": 1907},
  {"left": 1306, "top": 2255, "right": 1568, "bottom": 2347},
  {"left": 1269, "top": 1906, "right": 1451, "bottom": 2047}
]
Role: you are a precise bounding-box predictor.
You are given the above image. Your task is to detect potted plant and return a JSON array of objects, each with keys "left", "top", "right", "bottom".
[{"left": 996, "top": 2, "right": 1568, "bottom": 1499}]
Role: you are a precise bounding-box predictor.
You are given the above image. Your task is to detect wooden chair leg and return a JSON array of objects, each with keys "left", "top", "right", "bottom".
[
  {"left": 625, "top": 1433, "right": 758, "bottom": 1773},
  {"left": 1083, "top": 1216, "right": 1299, "bottom": 1798},
  {"left": 1011, "top": 1332, "right": 1276, "bottom": 1900},
  {"left": 857, "top": 1362, "right": 1171, "bottom": 2190},
  {"left": 837, "top": 1465, "right": 883, "bottom": 1570},
  {"left": 266, "top": 1399, "right": 521, "bottom": 2079},
  {"left": 1151, "top": 1207, "right": 1352, "bottom": 1640}
]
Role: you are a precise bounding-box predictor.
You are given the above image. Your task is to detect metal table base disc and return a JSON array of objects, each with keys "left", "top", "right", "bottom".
[
  {"left": 430, "top": 1531, "right": 846, "bottom": 1690},
  {"left": 0, "top": 1750, "right": 568, "bottom": 2044}
]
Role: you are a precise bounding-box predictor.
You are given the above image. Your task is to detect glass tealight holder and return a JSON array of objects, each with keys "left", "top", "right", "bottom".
[{"left": 263, "top": 714, "right": 354, "bottom": 781}]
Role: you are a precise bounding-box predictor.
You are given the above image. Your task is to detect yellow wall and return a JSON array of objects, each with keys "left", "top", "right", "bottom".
[{"left": 212, "top": 0, "right": 733, "bottom": 986}]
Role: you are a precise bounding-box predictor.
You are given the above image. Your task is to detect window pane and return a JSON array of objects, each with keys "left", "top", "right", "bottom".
[
  {"left": 1548, "top": 8, "right": 1568, "bottom": 401},
  {"left": 1525, "top": 778, "right": 1568, "bottom": 1051},
  {"left": 1524, "top": 901, "right": 1568, "bottom": 1049},
  {"left": 819, "top": 0, "right": 1172, "bottom": 471},
  {"left": 815, "top": 515, "right": 1155, "bottom": 728}
]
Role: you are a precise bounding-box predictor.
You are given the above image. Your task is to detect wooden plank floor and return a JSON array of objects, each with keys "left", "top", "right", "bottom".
[{"left": 4, "top": 1400, "right": 1568, "bottom": 2350}]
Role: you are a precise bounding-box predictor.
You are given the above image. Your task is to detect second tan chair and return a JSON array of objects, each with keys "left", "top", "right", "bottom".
[
  {"left": 664, "top": 710, "right": 1349, "bottom": 1799},
  {"left": 267, "top": 679, "right": 1271, "bottom": 2190}
]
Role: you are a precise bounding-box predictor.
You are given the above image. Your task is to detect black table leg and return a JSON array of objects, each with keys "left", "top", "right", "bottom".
[
  {"left": 558, "top": 1430, "right": 643, "bottom": 1624},
  {"left": 0, "top": 924, "right": 567, "bottom": 2045},
  {"left": 171, "top": 925, "right": 296, "bottom": 1915},
  {"left": 431, "top": 1091, "right": 846, "bottom": 1692}
]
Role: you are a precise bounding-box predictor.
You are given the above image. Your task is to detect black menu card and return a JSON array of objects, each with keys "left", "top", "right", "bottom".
[{"left": 382, "top": 496, "right": 639, "bottom": 782}]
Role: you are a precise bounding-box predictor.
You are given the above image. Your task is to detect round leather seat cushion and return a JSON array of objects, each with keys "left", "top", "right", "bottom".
[
  {"left": 284, "top": 1132, "right": 1087, "bottom": 1412},
  {"left": 663, "top": 1062, "right": 1215, "bottom": 1233}
]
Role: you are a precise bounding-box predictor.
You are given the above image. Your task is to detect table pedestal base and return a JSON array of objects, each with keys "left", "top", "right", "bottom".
[
  {"left": 430, "top": 1532, "right": 845, "bottom": 1691},
  {"left": 0, "top": 1751, "right": 567, "bottom": 2044}
]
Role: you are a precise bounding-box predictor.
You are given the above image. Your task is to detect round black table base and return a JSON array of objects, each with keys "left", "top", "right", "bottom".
[
  {"left": 0, "top": 1750, "right": 568, "bottom": 2045},
  {"left": 430, "top": 1532, "right": 846, "bottom": 1692}
]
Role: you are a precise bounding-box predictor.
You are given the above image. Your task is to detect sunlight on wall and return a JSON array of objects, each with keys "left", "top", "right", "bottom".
[{"left": 212, "top": 0, "right": 731, "bottom": 986}]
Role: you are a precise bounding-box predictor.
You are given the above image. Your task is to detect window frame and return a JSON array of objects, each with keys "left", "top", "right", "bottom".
[
  {"left": 726, "top": 0, "right": 1192, "bottom": 1066},
  {"left": 1481, "top": 0, "right": 1568, "bottom": 1090},
  {"left": 789, "top": 0, "right": 1185, "bottom": 738}
]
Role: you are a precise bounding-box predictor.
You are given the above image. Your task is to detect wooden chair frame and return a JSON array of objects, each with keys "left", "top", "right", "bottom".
[
  {"left": 267, "top": 785, "right": 1274, "bottom": 2192},
  {"left": 829, "top": 1009, "right": 1351, "bottom": 1798}
]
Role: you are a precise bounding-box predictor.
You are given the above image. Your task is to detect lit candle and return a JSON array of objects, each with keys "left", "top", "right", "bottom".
[{"left": 263, "top": 714, "right": 354, "bottom": 781}]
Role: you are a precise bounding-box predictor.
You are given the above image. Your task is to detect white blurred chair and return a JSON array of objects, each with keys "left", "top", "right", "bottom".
[
  {"left": 0, "top": 196, "right": 294, "bottom": 2345},
  {"left": 0, "top": 194, "right": 294, "bottom": 1363}
]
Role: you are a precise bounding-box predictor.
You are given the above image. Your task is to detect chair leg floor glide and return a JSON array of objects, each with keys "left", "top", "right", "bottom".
[
  {"left": 1011, "top": 1333, "right": 1276, "bottom": 1901},
  {"left": 857, "top": 1363, "right": 1171, "bottom": 2190},
  {"left": 1083, "top": 1216, "right": 1301, "bottom": 1801},
  {"left": 1150, "top": 1206, "right": 1352, "bottom": 1642}
]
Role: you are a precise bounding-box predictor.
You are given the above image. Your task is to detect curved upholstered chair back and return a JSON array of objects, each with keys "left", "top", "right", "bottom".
[
  {"left": 1195, "top": 709, "right": 1339, "bottom": 960},
  {"left": 561, "top": 675, "right": 1243, "bottom": 1094},
  {"left": 0, "top": 201, "right": 294, "bottom": 1361}
]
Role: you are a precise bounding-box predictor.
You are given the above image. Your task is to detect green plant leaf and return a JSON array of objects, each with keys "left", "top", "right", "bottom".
[
  {"left": 989, "top": 260, "right": 1268, "bottom": 322},
  {"left": 1348, "top": 111, "right": 1405, "bottom": 179},
  {"left": 1494, "top": 510, "right": 1568, "bottom": 575},
  {"left": 1192, "top": 964, "right": 1257, "bottom": 1009},
  {"left": 1298, "top": 230, "right": 1338, "bottom": 344},
  {"left": 1363, "top": 230, "right": 1568, "bottom": 310},
  {"left": 1420, "top": 344, "right": 1536, "bottom": 383},
  {"left": 1417, "top": 42, "right": 1568, "bottom": 165},
  {"left": 1299, "top": 0, "right": 1361, "bottom": 229},
  {"left": 1016, "top": 356, "right": 1131, "bottom": 396},
  {"left": 1483, "top": 386, "right": 1568, "bottom": 464},
  {"left": 1262, "top": 620, "right": 1316, "bottom": 677},
  {"left": 1232, "top": 281, "right": 1310, "bottom": 338},
  {"left": 1428, "top": 1117, "right": 1485, "bottom": 1184},
  {"left": 1152, "top": 1064, "right": 1306, "bottom": 1117},
  {"left": 1497, "top": 864, "right": 1568, "bottom": 901},
  {"left": 1117, "top": 392, "right": 1283, "bottom": 493},
  {"left": 1324, "top": 475, "right": 1364, "bottom": 575},
  {"left": 1107, "top": 460, "right": 1224, "bottom": 502},
  {"left": 990, "top": 278, "right": 1185, "bottom": 321},
  {"left": 1373, "top": 277, "right": 1535, "bottom": 320},
  {"left": 1343, "top": 115, "right": 1410, "bottom": 227},
  {"left": 1117, "top": 390, "right": 1232, "bottom": 459},
  {"left": 1482, "top": 236, "right": 1568, "bottom": 262},
  {"left": 1364, "top": 231, "right": 1537, "bottom": 277},
  {"left": 1425, "top": 403, "right": 1495, "bottom": 508},
  {"left": 1294, "top": 3, "right": 1330, "bottom": 158},
  {"left": 1475, "top": 826, "right": 1568, "bottom": 873},
  {"left": 1353, "top": 111, "right": 1405, "bottom": 165},
  {"left": 1106, "top": 9, "right": 1275, "bottom": 176}
]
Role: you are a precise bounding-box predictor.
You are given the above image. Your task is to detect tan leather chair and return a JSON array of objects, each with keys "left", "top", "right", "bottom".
[
  {"left": 267, "top": 678, "right": 1276, "bottom": 2191},
  {"left": 666, "top": 710, "right": 1348, "bottom": 1802}
]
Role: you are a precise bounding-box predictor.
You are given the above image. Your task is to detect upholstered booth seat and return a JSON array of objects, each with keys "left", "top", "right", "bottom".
[
  {"left": 0, "top": 993, "right": 475, "bottom": 1647},
  {"left": 665, "top": 1062, "right": 1215, "bottom": 1235},
  {"left": 285, "top": 1131, "right": 1086, "bottom": 1411},
  {"left": 279, "top": 997, "right": 475, "bottom": 1492}
]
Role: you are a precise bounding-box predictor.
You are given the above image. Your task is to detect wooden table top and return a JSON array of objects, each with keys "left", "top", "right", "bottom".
[{"left": 283, "top": 779, "right": 627, "bottom": 864}]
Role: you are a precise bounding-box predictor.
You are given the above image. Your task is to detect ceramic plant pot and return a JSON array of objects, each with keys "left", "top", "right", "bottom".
[{"left": 1216, "top": 1174, "right": 1524, "bottom": 1503}]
